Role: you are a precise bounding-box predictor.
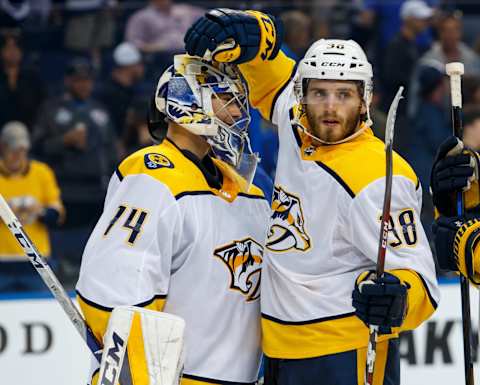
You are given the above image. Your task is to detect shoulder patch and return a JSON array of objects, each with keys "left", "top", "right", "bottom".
[{"left": 144, "top": 153, "right": 174, "bottom": 170}]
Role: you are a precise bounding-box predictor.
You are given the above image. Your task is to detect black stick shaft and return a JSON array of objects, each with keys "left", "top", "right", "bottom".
[{"left": 451, "top": 81, "right": 474, "bottom": 385}]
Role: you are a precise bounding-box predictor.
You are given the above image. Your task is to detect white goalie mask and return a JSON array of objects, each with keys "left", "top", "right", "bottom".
[
  {"left": 154, "top": 54, "right": 258, "bottom": 187},
  {"left": 293, "top": 39, "right": 374, "bottom": 144}
]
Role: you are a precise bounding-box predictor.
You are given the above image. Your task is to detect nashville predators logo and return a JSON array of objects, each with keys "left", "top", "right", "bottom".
[
  {"left": 144, "top": 153, "right": 174, "bottom": 170},
  {"left": 214, "top": 238, "right": 263, "bottom": 302},
  {"left": 266, "top": 186, "right": 311, "bottom": 252}
]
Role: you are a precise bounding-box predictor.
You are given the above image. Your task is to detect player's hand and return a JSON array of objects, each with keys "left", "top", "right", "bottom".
[
  {"left": 352, "top": 271, "right": 408, "bottom": 334},
  {"left": 432, "top": 215, "right": 480, "bottom": 284},
  {"left": 184, "top": 8, "right": 283, "bottom": 64},
  {"left": 431, "top": 136, "right": 480, "bottom": 216}
]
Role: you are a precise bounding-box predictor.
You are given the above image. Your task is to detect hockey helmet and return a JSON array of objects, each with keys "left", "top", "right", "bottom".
[
  {"left": 152, "top": 54, "right": 258, "bottom": 186},
  {"left": 294, "top": 39, "right": 374, "bottom": 131}
]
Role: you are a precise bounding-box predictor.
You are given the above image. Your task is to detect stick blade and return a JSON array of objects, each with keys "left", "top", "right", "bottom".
[{"left": 385, "top": 86, "right": 404, "bottom": 148}]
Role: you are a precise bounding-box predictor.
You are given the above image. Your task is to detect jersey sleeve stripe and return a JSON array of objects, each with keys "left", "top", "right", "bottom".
[
  {"left": 269, "top": 63, "right": 297, "bottom": 122},
  {"left": 76, "top": 290, "right": 167, "bottom": 311},
  {"left": 115, "top": 167, "right": 124, "bottom": 181},
  {"left": 261, "top": 311, "right": 356, "bottom": 325},
  {"left": 290, "top": 110, "right": 303, "bottom": 148},
  {"left": 182, "top": 373, "right": 256, "bottom": 385},
  {"left": 238, "top": 192, "right": 268, "bottom": 201},
  {"left": 315, "top": 161, "right": 356, "bottom": 198},
  {"left": 411, "top": 271, "right": 438, "bottom": 309},
  {"left": 175, "top": 190, "right": 215, "bottom": 200}
]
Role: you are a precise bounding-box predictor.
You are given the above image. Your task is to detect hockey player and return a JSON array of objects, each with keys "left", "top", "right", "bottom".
[
  {"left": 431, "top": 135, "right": 480, "bottom": 284},
  {"left": 185, "top": 9, "right": 440, "bottom": 385},
  {"left": 76, "top": 54, "right": 270, "bottom": 384}
]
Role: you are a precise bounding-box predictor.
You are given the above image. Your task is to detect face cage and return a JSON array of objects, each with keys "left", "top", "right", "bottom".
[
  {"left": 203, "top": 83, "right": 259, "bottom": 188},
  {"left": 204, "top": 82, "right": 252, "bottom": 167}
]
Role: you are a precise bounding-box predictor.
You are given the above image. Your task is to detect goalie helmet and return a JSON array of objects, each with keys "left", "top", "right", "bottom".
[
  {"left": 293, "top": 39, "right": 374, "bottom": 143},
  {"left": 153, "top": 54, "right": 258, "bottom": 186}
]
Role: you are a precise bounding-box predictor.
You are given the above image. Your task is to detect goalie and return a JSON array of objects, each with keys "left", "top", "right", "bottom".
[{"left": 76, "top": 54, "right": 270, "bottom": 384}]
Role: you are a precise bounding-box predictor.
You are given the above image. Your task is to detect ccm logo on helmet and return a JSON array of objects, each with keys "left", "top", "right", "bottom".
[{"left": 320, "top": 62, "right": 346, "bottom": 67}]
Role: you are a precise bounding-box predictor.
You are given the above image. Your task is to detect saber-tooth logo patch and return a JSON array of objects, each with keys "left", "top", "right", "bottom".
[
  {"left": 214, "top": 238, "right": 263, "bottom": 302},
  {"left": 144, "top": 153, "right": 174, "bottom": 170},
  {"left": 266, "top": 186, "right": 311, "bottom": 252}
]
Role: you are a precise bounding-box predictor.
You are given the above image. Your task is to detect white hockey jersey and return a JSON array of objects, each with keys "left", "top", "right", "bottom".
[
  {"left": 76, "top": 138, "right": 270, "bottom": 384},
  {"left": 237, "top": 51, "right": 440, "bottom": 360}
]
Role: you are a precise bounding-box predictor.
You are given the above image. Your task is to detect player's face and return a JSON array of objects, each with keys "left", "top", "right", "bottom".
[
  {"left": 304, "top": 79, "right": 365, "bottom": 143},
  {"left": 211, "top": 93, "right": 242, "bottom": 127}
]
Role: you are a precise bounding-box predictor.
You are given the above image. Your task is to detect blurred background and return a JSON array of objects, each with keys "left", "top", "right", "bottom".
[
  {"left": 2, "top": 0, "right": 480, "bottom": 290},
  {"left": 1, "top": 0, "right": 480, "bottom": 288},
  {"left": 2, "top": 1, "right": 480, "bottom": 383}
]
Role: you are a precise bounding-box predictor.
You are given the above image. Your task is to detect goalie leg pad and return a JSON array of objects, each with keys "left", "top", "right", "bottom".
[{"left": 98, "top": 306, "right": 186, "bottom": 385}]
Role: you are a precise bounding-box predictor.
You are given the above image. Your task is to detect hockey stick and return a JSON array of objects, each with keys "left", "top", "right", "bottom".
[
  {"left": 365, "top": 86, "right": 404, "bottom": 385},
  {"left": 446, "top": 61, "right": 475, "bottom": 385},
  {"left": 0, "top": 193, "right": 102, "bottom": 364}
]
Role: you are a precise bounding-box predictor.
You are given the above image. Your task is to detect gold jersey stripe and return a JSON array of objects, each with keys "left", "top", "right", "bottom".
[
  {"left": 298, "top": 126, "right": 418, "bottom": 196},
  {"left": 117, "top": 140, "right": 264, "bottom": 202},
  {"left": 261, "top": 312, "right": 396, "bottom": 359},
  {"left": 239, "top": 51, "right": 296, "bottom": 121}
]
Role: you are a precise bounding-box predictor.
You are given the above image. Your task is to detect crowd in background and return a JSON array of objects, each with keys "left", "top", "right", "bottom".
[{"left": 2, "top": 0, "right": 480, "bottom": 292}]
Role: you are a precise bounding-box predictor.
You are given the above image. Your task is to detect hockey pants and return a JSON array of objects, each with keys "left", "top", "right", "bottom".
[{"left": 264, "top": 338, "right": 400, "bottom": 385}]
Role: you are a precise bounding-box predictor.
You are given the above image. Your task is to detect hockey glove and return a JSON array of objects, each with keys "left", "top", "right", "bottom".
[
  {"left": 432, "top": 215, "right": 480, "bottom": 284},
  {"left": 184, "top": 8, "right": 283, "bottom": 64},
  {"left": 431, "top": 136, "right": 480, "bottom": 216},
  {"left": 352, "top": 271, "right": 408, "bottom": 334}
]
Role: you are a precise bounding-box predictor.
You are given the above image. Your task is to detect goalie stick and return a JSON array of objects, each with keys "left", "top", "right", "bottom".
[
  {"left": 0, "top": 193, "right": 103, "bottom": 363},
  {"left": 446, "top": 61, "right": 474, "bottom": 385},
  {"left": 365, "top": 86, "right": 404, "bottom": 385}
]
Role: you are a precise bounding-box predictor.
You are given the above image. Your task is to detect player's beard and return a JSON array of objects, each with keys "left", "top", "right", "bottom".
[{"left": 306, "top": 103, "right": 363, "bottom": 144}]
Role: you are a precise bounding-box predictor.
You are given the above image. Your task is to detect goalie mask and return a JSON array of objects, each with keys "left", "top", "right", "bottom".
[
  {"left": 154, "top": 54, "right": 258, "bottom": 187},
  {"left": 293, "top": 39, "right": 373, "bottom": 145}
]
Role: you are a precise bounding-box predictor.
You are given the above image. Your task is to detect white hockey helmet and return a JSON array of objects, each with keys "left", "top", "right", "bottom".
[{"left": 294, "top": 39, "right": 374, "bottom": 127}]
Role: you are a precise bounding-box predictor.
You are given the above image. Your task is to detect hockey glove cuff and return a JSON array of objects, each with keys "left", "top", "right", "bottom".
[
  {"left": 431, "top": 136, "right": 480, "bottom": 216},
  {"left": 432, "top": 215, "right": 480, "bottom": 285},
  {"left": 352, "top": 271, "right": 408, "bottom": 334},
  {"left": 184, "top": 8, "right": 283, "bottom": 64}
]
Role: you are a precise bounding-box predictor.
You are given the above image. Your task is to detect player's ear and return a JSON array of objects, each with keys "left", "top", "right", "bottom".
[{"left": 360, "top": 100, "right": 367, "bottom": 115}]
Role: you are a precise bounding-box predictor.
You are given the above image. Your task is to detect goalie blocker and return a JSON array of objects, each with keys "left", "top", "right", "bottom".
[{"left": 96, "top": 306, "right": 185, "bottom": 385}]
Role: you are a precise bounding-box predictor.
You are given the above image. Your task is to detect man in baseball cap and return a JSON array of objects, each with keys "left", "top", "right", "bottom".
[
  {"left": 0, "top": 120, "right": 64, "bottom": 292},
  {"left": 98, "top": 42, "right": 145, "bottom": 137},
  {"left": 400, "top": 0, "right": 434, "bottom": 21}
]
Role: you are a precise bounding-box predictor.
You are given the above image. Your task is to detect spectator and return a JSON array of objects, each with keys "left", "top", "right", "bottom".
[
  {"left": 97, "top": 42, "right": 144, "bottom": 137},
  {"left": 121, "top": 98, "right": 152, "bottom": 157},
  {"left": 463, "top": 75, "right": 480, "bottom": 107},
  {"left": 33, "top": 57, "right": 117, "bottom": 288},
  {"left": 420, "top": 12, "right": 480, "bottom": 76},
  {"left": 125, "top": 0, "right": 203, "bottom": 54},
  {"left": 280, "top": 10, "right": 312, "bottom": 61},
  {"left": 63, "top": 0, "right": 117, "bottom": 66},
  {"left": 382, "top": 0, "right": 433, "bottom": 113},
  {"left": 406, "top": 64, "right": 450, "bottom": 239},
  {"left": 462, "top": 106, "right": 480, "bottom": 150},
  {"left": 0, "top": 121, "right": 64, "bottom": 292},
  {"left": 0, "top": 33, "right": 46, "bottom": 129}
]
